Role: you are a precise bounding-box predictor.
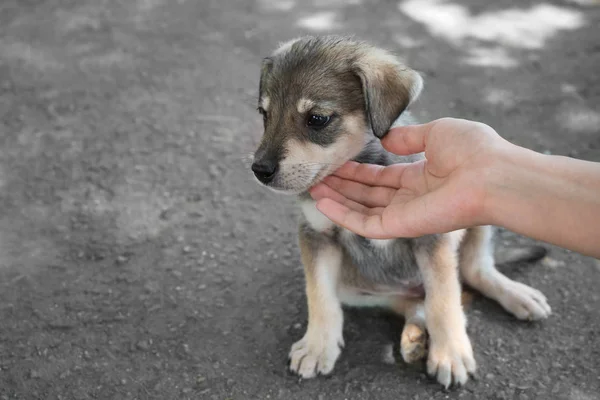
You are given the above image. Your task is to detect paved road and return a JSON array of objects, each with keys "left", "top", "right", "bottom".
[{"left": 0, "top": 0, "right": 599, "bottom": 399}]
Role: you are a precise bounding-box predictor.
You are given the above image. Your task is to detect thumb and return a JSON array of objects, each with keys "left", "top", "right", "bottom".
[{"left": 381, "top": 122, "right": 434, "bottom": 156}]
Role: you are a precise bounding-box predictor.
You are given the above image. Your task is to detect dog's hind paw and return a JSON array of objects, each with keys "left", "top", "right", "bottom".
[
  {"left": 498, "top": 280, "right": 551, "bottom": 321},
  {"left": 400, "top": 323, "right": 428, "bottom": 364}
]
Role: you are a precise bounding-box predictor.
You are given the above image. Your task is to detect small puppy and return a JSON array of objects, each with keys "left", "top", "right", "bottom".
[{"left": 250, "top": 35, "right": 551, "bottom": 388}]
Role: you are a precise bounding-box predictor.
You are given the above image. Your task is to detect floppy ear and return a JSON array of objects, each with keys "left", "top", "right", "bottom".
[{"left": 353, "top": 50, "right": 423, "bottom": 138}]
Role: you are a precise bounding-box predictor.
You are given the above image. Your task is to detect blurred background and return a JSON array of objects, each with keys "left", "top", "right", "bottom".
[{"left": 0, "top": 0, "right": 599, "bottom": 399}]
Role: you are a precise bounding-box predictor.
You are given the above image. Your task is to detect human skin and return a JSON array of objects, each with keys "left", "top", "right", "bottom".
[{"left": 309, "top": 118, "right": 600, "bottom": 258}]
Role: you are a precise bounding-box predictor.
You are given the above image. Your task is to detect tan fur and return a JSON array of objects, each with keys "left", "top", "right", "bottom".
[
  {"left": 415, "top": 237, "right": 476, "bottom": 387},
  {"left": 289, "top": 233, "right": 344, "bottom": 378},
  {"left": 459, "top": 226, "right": 551, "bottom": 321},
  {"left": 296, "top": 98, "right": 315, "bottom": 114},
  {"left": 353, "top": 46, "right": 424, "bottom": 107}
]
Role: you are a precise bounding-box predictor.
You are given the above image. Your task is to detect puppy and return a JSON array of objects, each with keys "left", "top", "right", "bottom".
[{"left": 250, "top": 35, "right": 551, "bottom": 388}]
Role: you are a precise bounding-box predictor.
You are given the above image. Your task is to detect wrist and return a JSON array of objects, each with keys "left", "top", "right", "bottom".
[{"left": 478, "top": 139, "right": 534, "bottom": 228}]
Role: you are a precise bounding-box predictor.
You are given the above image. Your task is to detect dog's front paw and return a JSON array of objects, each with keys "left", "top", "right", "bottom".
[
  {"left": 498, "top": 281, "right": 551, "bottom": 321},
  {"left": 288, "top": 330, "right": 344, "bottom": 379},
  {"left": 427, "top": 332, "right": 476, "bottom": 388}
]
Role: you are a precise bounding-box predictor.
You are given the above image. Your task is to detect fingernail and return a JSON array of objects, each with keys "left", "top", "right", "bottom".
[{"left": 314, "top": 199, "right": 325, "bottom": 211}]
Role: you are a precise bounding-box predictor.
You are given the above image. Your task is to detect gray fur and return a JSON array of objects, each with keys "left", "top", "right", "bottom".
[{"left": 341, "top": 135, "right": 434, "bottom": 287}]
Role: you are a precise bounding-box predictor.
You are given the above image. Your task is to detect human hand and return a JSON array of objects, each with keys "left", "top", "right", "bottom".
[{"left": 309, "top": 117, "right": 511, "bottom": 238}]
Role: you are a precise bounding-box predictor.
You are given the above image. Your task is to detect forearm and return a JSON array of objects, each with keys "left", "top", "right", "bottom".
[{"left": 483, "top": 144, "right": 600, "bottom": 258}]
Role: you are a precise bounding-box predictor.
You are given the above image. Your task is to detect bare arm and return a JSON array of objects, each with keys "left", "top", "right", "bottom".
[{"left": 484, "top": 144, "right": 600, "bottom": 258}]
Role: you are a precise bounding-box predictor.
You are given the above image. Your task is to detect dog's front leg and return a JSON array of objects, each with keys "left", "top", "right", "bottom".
[
  {"left": 289, "top": 233, "right": 344, "bottom": 379},
  {"left": 416, "top": 238, "right": 476, "bottom": 388}
]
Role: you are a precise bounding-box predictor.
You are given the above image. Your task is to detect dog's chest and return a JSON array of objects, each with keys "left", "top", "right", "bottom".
[
  {"left": 300, "top": 200, "right": 421, "bottom": 285},
  {"left": 300, "top": 200, "right": 335, "bottom": 232}
]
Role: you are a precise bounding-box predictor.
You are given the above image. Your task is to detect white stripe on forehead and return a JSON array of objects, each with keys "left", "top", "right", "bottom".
[
  {"left": 260, "top": 96, "right": 270, "bottom": 111},
  {"left": 296, "top": 98, "right": 315, "bottom": 114}
]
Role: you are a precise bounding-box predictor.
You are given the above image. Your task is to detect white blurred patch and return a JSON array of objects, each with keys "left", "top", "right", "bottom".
[
  {"left": 463, "top": 47, "right": 518, "bottom": 68},
  {"left": 312, "top": 0, "right": 362, "bottom": 5},
  {"left": 382, "top": 343, "right": 396, "bottom": 365},
  {"left": 0, "top": 41, "right": 62, "bottom": 71},
  {"left": 392, "top": 35, "right": 424, "bottom": 49},
  {"left": 568, "top": 388, "right": 600, "bottom": 400},
  {"left": 564, "top": 0, "right": 600, "bottom": 6},
  {"left": 561, "top": 83, "right": 580, "bottom": 96},
  {"left": 297, "top": 12, "right": 339, "bottom": 31},
  {"left": 137, "top": 0, "right": 163, "bottom": 12},
  {"left": 560, "top": 83, "right": 588, "bottom": 102},
  {"left": 484, "top": 88, "right": 516, "bottom": 107},
  {"left": 79, "top": 49, "right": 135, "bottom": 69},
  {"left": 258, "top": 0, "right": 296, "bottom": 11},
  {"left": 398, "top": 1, "right": 584, "bottom": 49},
  {"left": 558, "top": 106, "right": 600, "bottom": 133}
]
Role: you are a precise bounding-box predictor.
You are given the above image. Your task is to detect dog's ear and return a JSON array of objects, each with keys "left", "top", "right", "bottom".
[
  {"left": 353, "top": 50, "right": 423, "bottom": 138},
  {"left": 258, "top": 57, "right": 273, "bottom": 107}
]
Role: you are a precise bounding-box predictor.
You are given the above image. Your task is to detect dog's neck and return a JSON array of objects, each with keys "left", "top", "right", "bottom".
[{"left": 352, "top": 136, "right": 395, "bottom": 166}]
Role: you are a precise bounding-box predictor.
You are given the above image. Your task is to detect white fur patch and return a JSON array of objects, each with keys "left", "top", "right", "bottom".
[
  {"left": 261, "top": 96, "right": 270, "bottom": 111},
  {"left": 353, "top": 46, "right": 423, "bottom": 107},
  {"left": 301, "top": 200, "right": 334, "bottom": 232},
  {"left": 338, "top": 285, "right": 392, "bottom": 308},
  {"left": 447, "top": 229, "right": 467, "bottom": 252},
  {"left": 370, "top": 238, "right": 395, "bottom": 249},
  {"left": 296, "top": 98, "right": 314, "bottom": 114}
]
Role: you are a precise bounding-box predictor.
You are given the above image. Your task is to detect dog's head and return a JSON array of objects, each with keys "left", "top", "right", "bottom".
[{"left": 251, "top": 35, "right": 423, "bottom": 194}]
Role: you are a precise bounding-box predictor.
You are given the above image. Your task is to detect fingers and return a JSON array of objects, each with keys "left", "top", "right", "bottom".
[
  {"left": 317, "top": 176, "right": 396, "bottom": 209},
  {"left": 309, "top": 181, "right": 384, "bottom": 216},
  {"left": 331, "top": 161, "right": 411, "bottom": 189},
  {"left": 382, "top": 122, "right": 433, "bottom": 156},
  {"left": 314, "top": 198, "right": 392, "bottom": 239}
]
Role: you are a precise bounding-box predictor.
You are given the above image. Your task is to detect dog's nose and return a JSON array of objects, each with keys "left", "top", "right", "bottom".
[{"left": 251, "top": 160, "right": 278, "bottom": 184}]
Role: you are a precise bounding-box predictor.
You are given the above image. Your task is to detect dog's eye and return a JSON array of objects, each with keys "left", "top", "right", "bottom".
[{"left": 307, "top": 114, "right": 331, "bottom": 129}]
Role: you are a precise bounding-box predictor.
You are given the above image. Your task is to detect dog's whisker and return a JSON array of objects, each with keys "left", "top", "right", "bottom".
[{"left": 286, "top": 162, "right": 346, "bottom": 166}]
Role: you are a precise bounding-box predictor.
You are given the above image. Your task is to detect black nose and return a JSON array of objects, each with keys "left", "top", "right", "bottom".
[{"left": 251, "top": 160, "right": 278, "bottom": 184}]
